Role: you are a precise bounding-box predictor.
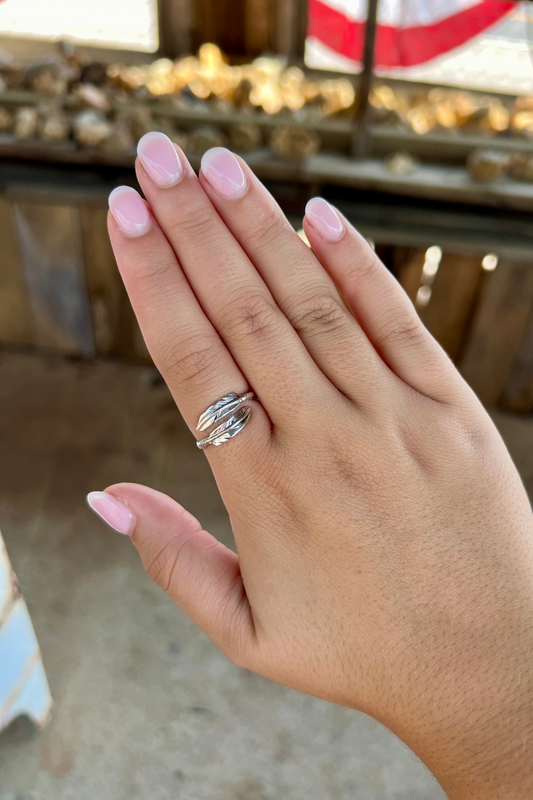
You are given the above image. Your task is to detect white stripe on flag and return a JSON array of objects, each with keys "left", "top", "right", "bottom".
[{"left": 320, "top": 0, "right": 482, "bottom": 27}]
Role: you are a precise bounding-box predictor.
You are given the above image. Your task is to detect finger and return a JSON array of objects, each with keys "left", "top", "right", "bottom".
[
  {"left": 108, "top": 186, "right": 272, "bottom": 456},
  {"left": 198, "top": 149, "right": 385, "bottom": 404},
  {"left": 303, "top": 198, "right": 463, "bottom": 403},
  {"left": 134, "top": 133, "right": 334, "bottom": 425},
  {"left": 88, "top": 485, "right": 256, "bottom": 665}
]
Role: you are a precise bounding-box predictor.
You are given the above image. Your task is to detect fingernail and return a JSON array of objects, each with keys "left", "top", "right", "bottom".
[
  {"left": 109, "top": 186, "right": 151, "bottom": 238},
  {"left": 86, "top": 491, "right": 136, "bottom": 536},
  {"left": 305, "top": 197, "right": 345, "bottom": 242},
  {"left": 137, "top": 131, "right": 183, "bottom": 188},
  {"left": 201, "top": 147, "right": 248, "bottom": 199}
]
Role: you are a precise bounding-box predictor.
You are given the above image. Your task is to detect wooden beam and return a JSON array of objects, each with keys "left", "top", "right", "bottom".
[
  {"left": 394, "top": 247, "right": 426, "bottom": 305},
  {"left": 501, "top": 300, "right": 533, "bottom": 412},
  {"left": 0, "top": 36, "right": 155, "bottom": 64},
  {"left": 420, "top": 253, "right": 483, "bottom": 361},
  {"left": 0, "top": 197, "right": 34, "bottom": 346}
]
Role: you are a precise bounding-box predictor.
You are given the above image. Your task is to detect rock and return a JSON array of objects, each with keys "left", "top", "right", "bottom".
[
  {"left": 33, "top": 69, "right": 68, "bottom": 96},
  {"left": 74, "top": 83, "right": 111, "bottom": 113},
  {"left": 467, "top": 149, "right": 510, "bottom": 182},
  {"left": 80, "top": 62, "right": 108, "bottom": 87},
  {"left": 229, "top": 123, "right": 262, "bottom": 152},
  {"left": 0, "top": 107, "right": 14, "bottom": 133},
  {"left": 385, "top": 151, "right": 419, "bottom": 175},
  {"left": 151, "top": 117, "right": 179, "bottom": 140},
  {"left": 319, "top": 78, "right": 355, "bottom": 116},
  {"left": 117, "top": 105, "right": 154, "bottom": 141},
  {"left": 38, "top": 105, "right": 70, "bottom": 142},
  {"left": 269, "top": 126, "right": 320, "bottom": 159},
  {"left": 187, "top": 125, "right": 226, "bottom": 154},
  {"left": 0, "top": 50, "right": 14, "bottom": 72},
  {"left": 511, "top": 110, "right": 533, "bottom": 139},
  {"left": 101, "top": 120, "right": 134, "bottom": 152},
  {"left": 14, "top": 107, "right": 39, "bottom": 140},
  {"left": 21, "top": 57, "right": 72, "bottom": 95},
  {"left": 509, "top": 153, "right": 533, "bottom": 182},
  {"left": 73, "top": 110, "right": 113, "bottom": 147}
]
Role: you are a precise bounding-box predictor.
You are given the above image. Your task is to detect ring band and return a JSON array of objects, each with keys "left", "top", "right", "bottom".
[{"left": 196, "top": 391, "right": 255, "bottom": 449}]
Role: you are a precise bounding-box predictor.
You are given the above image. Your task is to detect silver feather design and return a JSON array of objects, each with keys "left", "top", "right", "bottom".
[
  {"left": 196, "top": 393, "right": 247, "bottom": 432},
  {"left": 197, "top": 407, "right": 251, "bottom": 449}
]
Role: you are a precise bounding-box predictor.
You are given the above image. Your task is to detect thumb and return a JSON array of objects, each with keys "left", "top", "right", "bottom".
[{"left": 87, "top": 483, "right": 255, "bottom": 664}]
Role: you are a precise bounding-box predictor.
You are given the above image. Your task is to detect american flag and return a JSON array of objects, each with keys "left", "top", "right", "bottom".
[{"left": 307, "top": 0, "right": 515, "bottom": 68}]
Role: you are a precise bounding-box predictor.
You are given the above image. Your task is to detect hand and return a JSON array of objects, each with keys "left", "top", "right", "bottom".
[{"left": 90, "top": 135, "right": 533, "bottom": 799}]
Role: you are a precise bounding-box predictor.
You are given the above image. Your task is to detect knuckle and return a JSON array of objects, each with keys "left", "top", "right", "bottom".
[
  {"left": 248, "top": 206, "right": 284, "bottom": 250},
  {"left": 168, "top": 205, "right": 216, "bottom": 241},
  {"left": 215, "top": 604, "right": 254, "bottom": 667},
  {"left": 291, "top": 291, "right": 347, "bottom": 336},
  {"left": 130, "top": 254, "right": 177, "bottom": 299},
  {"left": 374, "top": 311, "right": 428, "bottom": 351},
  {"left": 347, "top": 248, "right": 379, "bottom": 282},
  {"left": 326, "top": 436, "right": 375, "bottom": 492},
  {"left": 455, "top": 408, "right": 495, "bottom": 462},
  {"left": 145, "top": 539, "right": 182, "bottom": 593},
  {"left": 158, "top": 332, "right": 221, "bottom": 389},
  {"left": 220, "top": 292, "right": 281, "bottom": 343}
]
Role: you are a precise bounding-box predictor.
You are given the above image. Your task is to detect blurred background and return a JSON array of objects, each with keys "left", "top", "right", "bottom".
[{"left": 2, "top": 1, "right": 533, "bottom": 798}]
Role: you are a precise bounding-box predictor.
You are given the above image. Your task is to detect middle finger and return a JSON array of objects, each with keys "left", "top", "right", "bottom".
[{"left": 199, "top": 148, "right": 386, "bottom": 405}]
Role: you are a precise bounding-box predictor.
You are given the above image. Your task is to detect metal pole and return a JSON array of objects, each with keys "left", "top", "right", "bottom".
[{"left": 352, "top": 0, "right": 379, "bottom": 158}]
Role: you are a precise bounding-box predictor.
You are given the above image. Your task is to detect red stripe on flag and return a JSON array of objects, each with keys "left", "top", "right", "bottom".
[{"left": 307, "top": 0, "right": 514, "bottom": 68}]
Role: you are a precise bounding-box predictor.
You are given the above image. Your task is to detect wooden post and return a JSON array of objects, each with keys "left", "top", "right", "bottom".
[
  {"left": 0, "top": 197, "right": 34, "bottom": 347},
  {"left": 501, "top": 290, "right": 533, "bottom": 412},
  {"left": 245, "top": 0, "right": 276, "bottom": 55},
  {"left": 419, "top": 253, "right": 483, "bottom": 361},
  {"left": 277, "top": 0, "right": 309, "bottom": 59},
  {"left": 459, "top": 259, "right": 533, "bottom": 406},
  {"left": 157, "top": 0, "right": 193, "bottom": 58},
  {"left": 352, "top": 0, "right": 379, "bottom": 158}
]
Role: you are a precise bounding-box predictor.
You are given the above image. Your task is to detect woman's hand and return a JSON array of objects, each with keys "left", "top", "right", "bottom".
[{"left": 90, "top": 134, "right": 533, "bottom": 799}]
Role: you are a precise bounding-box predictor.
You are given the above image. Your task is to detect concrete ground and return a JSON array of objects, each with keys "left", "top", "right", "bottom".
[{"left": 1, "top": 352, "right": 532, "bottom": 800}]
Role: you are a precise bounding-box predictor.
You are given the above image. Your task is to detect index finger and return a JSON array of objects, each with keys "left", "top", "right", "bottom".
[{"left": 108, "top": 186, "right": 272, "bottom": 454}]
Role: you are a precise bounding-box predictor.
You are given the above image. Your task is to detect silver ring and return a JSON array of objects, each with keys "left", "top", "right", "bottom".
[{"left": 196, "top": 391, "right": 255, "bottom": 449}]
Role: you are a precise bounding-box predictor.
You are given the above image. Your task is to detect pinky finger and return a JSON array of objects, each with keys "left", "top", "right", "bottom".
[{"left": 303, "top": 198, "right": 464, "bottom": 403}]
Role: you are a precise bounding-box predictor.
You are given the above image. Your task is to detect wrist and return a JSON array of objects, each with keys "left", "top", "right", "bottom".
[{"left": 405, "top": 690, "right": 533, "bottom": 800}]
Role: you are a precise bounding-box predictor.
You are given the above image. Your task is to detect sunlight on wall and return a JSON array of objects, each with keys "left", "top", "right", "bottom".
[{"left": 0, "top": 0, "right": 158, "bottom": 52}]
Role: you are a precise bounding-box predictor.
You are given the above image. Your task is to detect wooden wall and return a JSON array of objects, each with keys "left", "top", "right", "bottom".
[
  {"left": 0, "top": 190, "right": 148, "bottom": 362},
  {"left": 395, "top": 246, "right": 533, "bottom": 411},
  {"left": 157, "top": 0, "right": 309, "bottom": 60},
  {"left": 3, "top": 185, "right": 533, "bottom": 411},
  {"left": 187, "top": 0, "right": 308, "bottom": 58}
]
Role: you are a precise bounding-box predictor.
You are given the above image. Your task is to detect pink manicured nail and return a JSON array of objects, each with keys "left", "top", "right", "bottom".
[
  {"left": 201, "top": 147, "right": 248, "bottom": 199},
  {"left": 137, "top": 131, "right": 183, "bottom": 188},
  {"left": 305, "top": 197, "right": 345, "bottom": 242},
  {"left": 109, "top": 186, "right": 151, "bottom": 238},
  {"left": 87, "top": 491, "right": 136, "bottom": 536}
]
